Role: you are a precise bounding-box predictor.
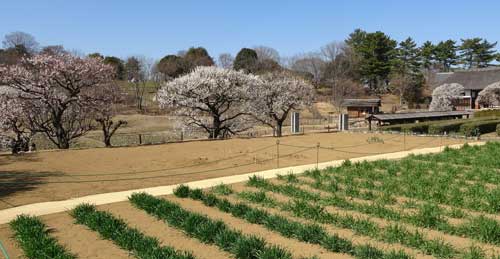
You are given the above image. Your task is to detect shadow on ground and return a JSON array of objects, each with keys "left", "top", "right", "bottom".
[
  {"left": 0, "top": 170, "right": 66, "bottom": 208},
  {"left": 0, "top": 153, "right": 42, "bottom": 167}
]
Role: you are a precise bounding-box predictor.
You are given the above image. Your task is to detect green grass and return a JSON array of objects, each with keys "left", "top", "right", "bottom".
[
  {"left": 9, "top": 215, "right": 76, "bottom": 259},
  {"left": 129, "top": 192, "right": 292, "bottom": 259},
  {"left": 71, "top": 204, "right": 194, "bottom": 259}
]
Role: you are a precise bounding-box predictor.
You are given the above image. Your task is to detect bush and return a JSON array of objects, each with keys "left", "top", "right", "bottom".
[
  {"left": 497, "top": 124, "right": 500, "bottom": 136},
  {"left": 474, "top": 109, "right": 500, "bottom": 118},
  {"left": 428, "top": 120, "right": 469, "bottom": 135},
  {"left": 459, "top": 120, "right": 500, "bottom": 136},
  {"left": 381, "top": 121, "right": 436, "bottom": 134}
]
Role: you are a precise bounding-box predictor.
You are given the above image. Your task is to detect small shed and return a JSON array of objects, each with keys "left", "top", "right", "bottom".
[
  {"left": 341, "top": 99, "right": 381, "bottom": 118},
  {"left": 366, "top": 111, "right": 472, "bottom": 130}
]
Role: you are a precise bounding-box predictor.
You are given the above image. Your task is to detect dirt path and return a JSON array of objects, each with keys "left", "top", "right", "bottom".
[{"left": 0, "top": 132, "right": 465, "bottom": 210}]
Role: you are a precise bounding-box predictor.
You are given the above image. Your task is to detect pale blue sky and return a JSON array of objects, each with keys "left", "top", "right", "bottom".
[{"left": 1, "top": 1, "right": 499, "bottom": 60}]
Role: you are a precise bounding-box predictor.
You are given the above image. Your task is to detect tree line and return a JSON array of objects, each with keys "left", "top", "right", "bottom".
[
  {"left": 3, "top": 30, "right": 497, "bottom": 109},
  {"left": 1, "top": 30, "right": 499, "bottom": 152}
]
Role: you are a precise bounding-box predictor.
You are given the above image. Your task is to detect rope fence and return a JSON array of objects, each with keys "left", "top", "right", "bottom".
[{"left": 0, "top": 132, "right": 482, "bottom": 186}]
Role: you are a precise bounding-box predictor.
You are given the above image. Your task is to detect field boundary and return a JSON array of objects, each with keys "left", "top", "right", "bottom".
[{"left": 0, "top": 142, "right": 484, "bottom": 225}]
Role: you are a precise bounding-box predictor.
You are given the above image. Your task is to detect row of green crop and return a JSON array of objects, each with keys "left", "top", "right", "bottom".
[
  {"left": 128, "top": 192, "right": 296, "bottom": 259},
  {"left": 71, "top": 204, "right": 194, "bottom": 259},
  {"left": 315, "top": 152, "right": 500, "bottom": 214},
  {"left": 380, "top": 117, "right": 500, "bottom": 136},
  {"left": 249, "top": 175, "right": 500, "bottom": 248},
  {"left": 243, "top": 177, "right": 462, "bottom": 258},
  {"left": 410, "top": 142, "right": 500, "bottom": 169},
  {"left": 328, "top": 159, "right": 500, "bottom": 211},
  {"left": 273, "top": 175, "right": 500, "bottom": 247},
  {"left": 9, "top": 215, "right": 76, "bottom": 259},
  {"left": 173, "top": 185, "right": 413, "bottom": 259},
  {"left": 235, "top": 191, "right": 497, "bottom": 259}
]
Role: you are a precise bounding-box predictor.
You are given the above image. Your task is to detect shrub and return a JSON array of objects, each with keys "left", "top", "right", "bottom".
[
  {"left": 212, "top": 184, "right": 233, "bottom": 195},
  {"left": 428, "top": 120, "right": 468, "bottom": 134},
  {"left": 459, "top": 120, "right": 500, "bottom": 136},
  {"left": 9, "top": 215, "right": 76, "bottom": 259},
  {"left": 497, "top": 124, "right": 500, "bottom": 136},
  {"left": 173, "top": 185, "right": 190, "bottom": 198},
  {"left": 474, "top": 109, "right": 500, "bottom": 118}
]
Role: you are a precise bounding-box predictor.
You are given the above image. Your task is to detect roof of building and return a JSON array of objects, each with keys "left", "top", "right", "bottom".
[
  {"left": 367, "top": 111, "right": 472, "bottom": 122},
  {"left": 341, "top": 99, "right": 381, "bottom": 107},
  {"left": 435, "top": 68, "right": 500, "bottom": 90}
]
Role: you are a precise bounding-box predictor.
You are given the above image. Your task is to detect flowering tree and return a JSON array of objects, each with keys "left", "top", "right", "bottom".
[
  {"left": 157, "top": 66, "right": 260, "bottom": 139},
  {"left": 0, "top": 53, "right": 114, "bottom": 149},
  {"left": 429, "top": 83, "right": 465, "bottom": 111},
  {"left": 0, "top": 92, "right": 35, "bottom": 153},
  {"left": 477, "top": 82, "right": 500, "bottom": 107},
  {"left": 85, "top": 83, "right": 127, "bottom": 147},
  {"left": 249, "top": 72, "right": 315, "bottom": 137}
]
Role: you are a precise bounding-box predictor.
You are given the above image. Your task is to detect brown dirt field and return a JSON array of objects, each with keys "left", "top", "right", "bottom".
[
  {"left": 0, "top": 132, "right": 464, "bottom": 210},
  {"left": 0, "top": 225, "right": 23, "bottom": 259}
]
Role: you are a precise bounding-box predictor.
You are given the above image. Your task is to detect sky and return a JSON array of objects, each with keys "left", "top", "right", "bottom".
[{"left": 2, "top": 0, "right": 500, "bottom": 61}]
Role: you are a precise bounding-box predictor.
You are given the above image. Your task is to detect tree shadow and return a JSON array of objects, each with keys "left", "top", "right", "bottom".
[
  {"left": 0, "top": 152, "right": 42, "bottom": 166},
  {"left": 0, "top": 170, "right": 66, "bottom": 208}
]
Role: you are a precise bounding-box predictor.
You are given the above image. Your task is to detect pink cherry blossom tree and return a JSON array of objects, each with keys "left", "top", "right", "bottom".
[
  {"left": 477, "top": 82, "right": 500, "bottom": 107},
  {"left": 429, "top": 83, "right": 465, "bottom": 111},
  {"left": 0, "top": 53, "right": 114, "bottom": 149},
  {"left": 157, "top": 66, "right": 260, "bottom": 139},
  {"left": 248, "top": 72, "right": 315, "bottom": 137}
]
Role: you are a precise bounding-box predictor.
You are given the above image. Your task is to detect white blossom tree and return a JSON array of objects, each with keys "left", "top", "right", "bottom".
[
  {"left": 0, "top": 53, "right": 114, "bottom": 149},
  {"left": 157, "top": 66, "right": 260, "bottom": 139},
  {"left": 249, "top": 72, "right": 315, "bottom": 137},
  {"left": 429, "top": 83, "right": 465, "bottom": 111},
  {"left": 477, "top": 82, "right": 500, "bottom": 107}
]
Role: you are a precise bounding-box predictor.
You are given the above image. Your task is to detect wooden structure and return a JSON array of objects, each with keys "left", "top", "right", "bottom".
[
  {"left": 366, "top": 111, "right": 472, "bottom": 130},
  {"left": 341, "top": 99, "right": 381, "bottom": 118},
  {"left": 433, "top": 68, "right": 500, "bottom": 109}
]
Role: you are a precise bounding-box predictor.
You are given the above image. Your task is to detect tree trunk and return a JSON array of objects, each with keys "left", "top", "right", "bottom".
[
  {"left": 210, "top": 116, "right": 222, "bottom": 139},
  {"left": 104, "top": 135, "right": 112, "bottom": 147},
  {"left": 276, "top": 121, "right": 284, "bottom": 137}
]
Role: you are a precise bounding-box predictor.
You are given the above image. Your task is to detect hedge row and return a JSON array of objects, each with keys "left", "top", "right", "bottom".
[
  {"left": 474, "top": 109, "right": 500, "bottom": 118},
  {"left": 381, "top": 117, "right": 500, "bottom": 135},
  {"left": 459, "top": 120, "right": 500, "bottom": 137}
]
